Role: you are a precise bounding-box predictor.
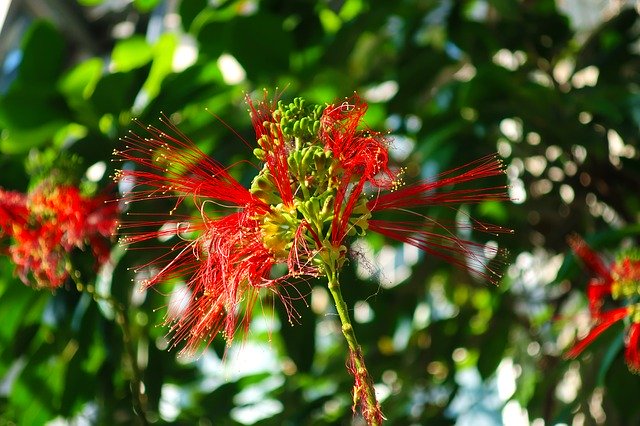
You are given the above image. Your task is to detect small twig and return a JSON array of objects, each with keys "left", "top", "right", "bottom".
[{"left": 69, "top": 269, "right": 149, "bottom": 426}]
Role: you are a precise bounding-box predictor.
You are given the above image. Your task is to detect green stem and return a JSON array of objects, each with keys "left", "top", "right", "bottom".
[
  {"left": 326, "top": 268, "right": 382, "bottom": 425},
  {"left": 70, "top": 271, "right": 149, "bottom": 426}
]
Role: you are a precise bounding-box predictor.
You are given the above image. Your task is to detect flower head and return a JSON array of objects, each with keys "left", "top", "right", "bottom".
[
  {"left": 115, "top": 94, "right": 510, "bottom": 354},
  {"left": 0, "top": 183, "right": 118, "bottom": 289},
  {"left": 566, "top": 235, "right": 640, "bottom": 373}
]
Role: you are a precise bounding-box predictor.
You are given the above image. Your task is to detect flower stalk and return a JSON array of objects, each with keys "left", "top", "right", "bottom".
[{"left": 325, "top": 265, "right": 383, "bottom": 425}]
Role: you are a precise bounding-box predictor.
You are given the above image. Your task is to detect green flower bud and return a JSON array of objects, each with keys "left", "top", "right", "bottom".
[{"left": 253, "top": 148, "right": 266, "bottom": 161}]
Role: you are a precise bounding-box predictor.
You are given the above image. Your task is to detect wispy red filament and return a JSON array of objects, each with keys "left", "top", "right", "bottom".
[
  {"left": 116, "top": 94, "right": 511, "bottom": 359},
  {"left": 565, "top": 306, "right": 629, "bottom": 359},
  {"left": 568, "top": 235, "right": 611, "bottom": 281},
  {"left": 366, "top": 155, "right": 511, "bottom": 284}
]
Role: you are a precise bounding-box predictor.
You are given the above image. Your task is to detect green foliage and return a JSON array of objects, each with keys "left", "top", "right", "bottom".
[{"left": 1, "top": 0, "right": 639, "bottom": 424}]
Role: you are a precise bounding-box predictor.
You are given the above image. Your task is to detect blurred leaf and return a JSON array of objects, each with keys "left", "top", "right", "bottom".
[
  {"left": 143, "top": 33, "right": 178, "bottom": 103},
  {"left": 0, "top": 88, "right": 69, "bottom": 129},
  {"left": 476, "top": 313, "right": 509, "bottom": 379},
  {"left": 0, "top": 283, "right": 41, "bottom": 349},
  {"left": 275, "top": 297, "right": 316, "bottom": 373},
  {"left": 0, "top": 122, "right": 68, "bottom": 154},
  {"left": 16, "top": 21, "right": 65, "bottom": 86},
  {"left": 112, "top": 36, "right": 153, "bottom": 73},
  {"left": 134, "top": 0, "right": 161, "bottom": 12},
  {"left": 0, "top": 20, "right": 70, "bottom": 152},
  {"left": 179, "top": 0, "right": 208, "bottom": 32},
  {"left": 227, "top": 14, "right": 293, "bottom": 79},
  {"left": 59, "top": 58, "right": 103, "bottom": 103},
  {"left": 478, "top": 200, "right": 509, "bottom": 222},
  {"left": 597, "top": 332, "right": 624, "bottom": 386},
  {"left": 91, "top": 65, "right": 150, "bottom": 116}
]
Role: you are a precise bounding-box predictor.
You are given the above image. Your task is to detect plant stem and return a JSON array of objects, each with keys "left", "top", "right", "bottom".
[
  {"left": 326, "top": 269, "right": 383, "bottom": 425},
  {"left": 71, "top": 271, "right": 149, "bottom": 426}
]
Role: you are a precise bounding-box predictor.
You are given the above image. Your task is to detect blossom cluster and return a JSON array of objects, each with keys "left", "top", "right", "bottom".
[
  {"left": 115, "top": 94, "right": 510, "bottom": 353},
  {"left": 0, "top": 183, "right": 118, "bottom": 289},
  {"left": 566, "top": 235, "right": 640, "bottom": 373}
]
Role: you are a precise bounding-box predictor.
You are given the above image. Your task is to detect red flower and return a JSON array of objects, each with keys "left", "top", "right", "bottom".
[
  {"left": 568, "top": 235, "right": 613, "bottom": 316},
  {"left": 116, "top": 117, "right": 304, "bottom": 354},
  {"left": 115, "top": 95, "right": 510, "bottom": 356},
  {"left": 320, "top": 96, "right": 511, "bottom": 281},
  {"left": 566, "top": 235, "right": 640, "bottom": 373},
  {"left": 0, "top": 184, "right": 118, "bottom": 289}
]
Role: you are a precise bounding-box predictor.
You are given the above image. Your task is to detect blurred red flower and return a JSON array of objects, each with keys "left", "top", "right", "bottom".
[
  {"left": 566, "top": 235, "right": 640, "bottom": 373},
  {"left": 0, "top": 184, "right": 118, "bottom": 289}
]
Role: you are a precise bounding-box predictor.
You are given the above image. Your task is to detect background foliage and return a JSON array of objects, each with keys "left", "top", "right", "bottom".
[{"left": 1, "top": 0, "right": 639, "bottom": 424}]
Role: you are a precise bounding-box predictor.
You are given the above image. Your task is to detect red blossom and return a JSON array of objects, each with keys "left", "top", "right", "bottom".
[
  {"left": 1, "top": 184, "right": 118, "bottom": 289},
  {"left": 163, "top": 210, "right": 278, "bottom": 353},
  {"left": 586, "top": 279, "right": 612, "bottom": 317},
  {"left": 116, "top": 95, "right": 511, "bottom": 358},
  {"left": 116, "top": 120, "right": 304, "bottom": 354},
  {"left": 566, "top": 237, "right": 640, "bottom": 374},
  {"left": 611, "top": 256, "right": 640, "bottom": 285},
  {"left": 568, "top": 235, "right": 613, "bottom": 316},
  {"left": 320, "top": 95, "right": 395, "bottom": 186},
  {"left": 0, "top": 189, "right": 28, "bottom": 233},
  {"left": 319, "top": 96, "right": 396, "bottom": 245},
  {"left": 115, "top": 94, "right": 513, "bottom": 424}
]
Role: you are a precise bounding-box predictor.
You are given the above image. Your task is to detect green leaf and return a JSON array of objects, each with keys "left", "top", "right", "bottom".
[
  {"left": 225, "top": 14, "right": 292, "bottom": 79},
  {"left": 17, "top": 21, "right": 65, "bottom": 86},
  {"left": 90, "top": 65, "right": 150, "bottom": 116},
  {"left": 0, "top": 121, "right": 68, "bottom": 154},
  {"left": 179, "top": 0, "right": 208, "bottom": 32},
  {"left": 143, "top": 33, "right": 178, "bottom": 103},
  {"left": 59, "top": 58, "right": 104, "bottom": 101},
  {"left": 0, "top": 86, "right": 69, "bottom": 128},
  {"left": 134, "top": 0, "right": 161, "bottom": 12},
  {"left": 476, "top": 309, "right": 510, "bottom": 379},
  {"left": 276, "top": 298, "right": 316, "bottom": 373},
  {"left": 597, "top": 332, "right": 624, "bottom": 386},
  {"left": 478, "top": 200, "right": 509, "bottom": 222},
  {"left": 111, "top": 36, "right": 153, "bottom": 72},
  {"left": 0, "top": 282, "right": 41, "bottom": 348}
]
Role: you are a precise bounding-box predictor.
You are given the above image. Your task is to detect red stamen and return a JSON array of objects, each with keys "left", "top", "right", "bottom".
[
  {"left": 565, "top": 306, "right": 630, "bottom": 359},
  {"left": 625, "top": 323, "right": 640, "bottom": 373},
  {"left": 568, "top": 234, "right": 612, "bottom": 281},
  {"left": 368, "top": 155, "right": 507, "bottom": 212}
]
